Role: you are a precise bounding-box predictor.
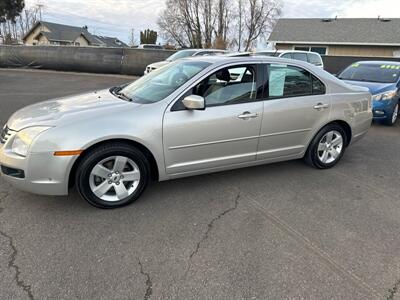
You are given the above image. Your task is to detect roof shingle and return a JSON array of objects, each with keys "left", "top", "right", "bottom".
[{"left": 269, "top": 18, "right": 400, "bottom": 46}]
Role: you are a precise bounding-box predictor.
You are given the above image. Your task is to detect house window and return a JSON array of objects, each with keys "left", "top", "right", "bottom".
[
  {"left": 294, "top": 46, "right": 327, "bottom": 55},
  {"left": 294, "top": 46, "right": 309, "bottom": 52}
]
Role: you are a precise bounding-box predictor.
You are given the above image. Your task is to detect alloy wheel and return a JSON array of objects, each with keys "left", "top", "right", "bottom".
[
  {"left": 317, "top": 130, "right": 344, "bottom": 164},
  {"left": 392, "top": 104, "right": 399, "bottom": 124},
  {"left": 89, "top": 156, "right": 141, "bottom": 202}
]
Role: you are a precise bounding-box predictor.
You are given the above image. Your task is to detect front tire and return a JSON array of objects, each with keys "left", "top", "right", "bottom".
[
  {"left": 383, "top": 103, "right": 398, "bottom": 126},
  {"left": 75, "top": 143, "right": 150, "bottom": 208},
  {"left": 304, "top": 124, "right": 347, "bottom": 169}
]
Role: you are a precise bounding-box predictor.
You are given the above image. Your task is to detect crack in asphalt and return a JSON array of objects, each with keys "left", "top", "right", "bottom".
[
  {"left": 138, "top": 259, "right": 153, "bottom": 300},
  {"left": 0, "top": 229, "right": 34, "bottom": 300},
  {"left": 0, "top": 190, "right": 34, "bottom": 299},
  {"left": 176, "top": 192, "right": 240, "bottom": 298},
  {"left": 188, "top": 192, "right": 240, "bottom": 262},
  {"left": 387, "top": 279, "right": 400, "bottom": 300},
  {"left": 0, "top": 191, "right": 9, "bottom": 214}
]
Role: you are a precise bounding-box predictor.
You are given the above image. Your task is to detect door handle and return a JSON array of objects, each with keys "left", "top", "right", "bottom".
[
  {"left": 313, "top": 103, "right": 329, "bottom": 110},
  {"left": 237, "top": 112, "right": 259, "bottom": 119}
]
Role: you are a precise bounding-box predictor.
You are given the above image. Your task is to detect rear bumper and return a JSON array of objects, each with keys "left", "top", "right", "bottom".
[{"left": 0, "top": 146, "right": 75, "bottom": 196}]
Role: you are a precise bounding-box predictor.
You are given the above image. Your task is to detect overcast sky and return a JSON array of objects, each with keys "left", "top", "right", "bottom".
[{"left": 25, "top": 0, "right": 400, "bottom": 44}]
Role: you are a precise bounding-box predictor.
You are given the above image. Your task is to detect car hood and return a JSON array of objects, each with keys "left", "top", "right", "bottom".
[
  {"left": 342, "top": 80, "right": 395, "bottom": 95},
  {"left": 7, "top": 89, "right": 140, "bottom": 131},
  {"left": 148, "top": 61, "right": 170, "bottom": 69}
]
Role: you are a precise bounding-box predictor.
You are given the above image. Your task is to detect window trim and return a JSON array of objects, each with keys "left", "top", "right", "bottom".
[
  {"left": 292, "top": 45, "right": 329, "bottom": 55},
  {"left": 261, "top": 63, "right": 326, "bottom": 101},
  {"left": 171, "top": 63, "right": 264, "bottom": 111}
]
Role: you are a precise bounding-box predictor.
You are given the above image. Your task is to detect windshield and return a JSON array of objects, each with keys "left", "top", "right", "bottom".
[
  {"left": 118, "top": 60, "right": 211, "bottom": 104},
  {"left": 339, "top": 63, "right": 400, "bottom": 83},
  {"left": 166, "top": 50, "right": 198, "bottom": 61}
]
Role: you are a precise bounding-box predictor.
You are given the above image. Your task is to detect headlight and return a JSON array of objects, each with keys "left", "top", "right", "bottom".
[
  {"left": 11, "top": 126, "right": 51, "bottom": 157},
  {"left": 372, "top": 90, "right": 398, "bottom": 101}
]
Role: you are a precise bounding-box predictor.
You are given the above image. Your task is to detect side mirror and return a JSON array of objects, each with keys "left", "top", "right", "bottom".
[{"left": 182, "top": 95, "right": 205, "bottom": 110}]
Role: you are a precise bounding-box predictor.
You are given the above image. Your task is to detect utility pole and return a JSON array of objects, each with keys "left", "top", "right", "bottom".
[
  {"left": 129, "top": 28, "right": 135, "bottom": 47},
  {"left": 37, "top": 3, "right": 44, "bottom": 21}
]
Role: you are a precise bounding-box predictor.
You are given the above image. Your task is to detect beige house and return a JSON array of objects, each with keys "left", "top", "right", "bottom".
[
  {"left": 269, "top": 18, "right": 400, "bottom": 57},
  {"left": 23, "top": 21, "right": 128, "bottom": 47}
]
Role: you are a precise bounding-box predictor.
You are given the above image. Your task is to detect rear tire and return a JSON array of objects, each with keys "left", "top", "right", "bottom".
[
  {"left": 304, "top": 124, "right": 347, "bottom": 169},
  {"left": 75, "top": 143, "right": 150, "bottom": 209}
]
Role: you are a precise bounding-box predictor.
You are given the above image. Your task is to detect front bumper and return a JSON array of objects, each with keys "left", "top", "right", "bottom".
[
  {"left": 372, "top": 99, "right": 398, "bottom": 119},
  {"left": 0, "top": 144, "right": 76, "bottom": 196}
]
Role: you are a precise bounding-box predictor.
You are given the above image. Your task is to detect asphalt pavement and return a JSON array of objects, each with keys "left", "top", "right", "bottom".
[{"left": 1, "top": 68, "right": 400, "bottom": 300}]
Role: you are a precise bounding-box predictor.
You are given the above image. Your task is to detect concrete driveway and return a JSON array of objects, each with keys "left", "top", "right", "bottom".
[{"left": 1, "top": 69, "right": 400, "bottom": 300}]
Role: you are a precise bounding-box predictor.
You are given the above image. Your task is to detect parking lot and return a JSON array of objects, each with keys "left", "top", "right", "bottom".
[{"left": 0, "top": 68, "right": 400, "bottom": 299}]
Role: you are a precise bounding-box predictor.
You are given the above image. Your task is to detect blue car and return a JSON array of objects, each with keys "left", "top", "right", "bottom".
[{"left": 338, "top": 61, "right": 400, "bottom": 126}]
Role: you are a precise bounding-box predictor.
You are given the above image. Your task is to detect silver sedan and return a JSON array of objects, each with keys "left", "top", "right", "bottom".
[{"left": 0, "top": 57, "right": 372, "bottom": 208}]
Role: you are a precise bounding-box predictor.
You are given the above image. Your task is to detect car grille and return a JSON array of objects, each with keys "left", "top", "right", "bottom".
[{"left": 0, "top": 125, "right": 14, "bottom": 144}]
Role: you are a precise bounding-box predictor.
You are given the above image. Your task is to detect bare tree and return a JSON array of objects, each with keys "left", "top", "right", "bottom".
[
  {"left": 158, "top": 0, "right": 219, "bottom": 48},
  {"left": 158, "top": 0, "right": 192, "bottom": 47},
  {"left": 213, "top": 0, "right": 230, "bottom": 49},
  {"left": 1, "top": 6, "right": 39, "bottom": 44},
  {"left": 237, "top": 0, "right": 243, "bottom": 51},
  {"left": 158, "top": 0, "right": 280, "bottom": 50},
  {"left": 201, "top": 0, "right": 213, "bottom": 48},
  {"left": 18, "top": 7, "right": 40, "bottom": 38},
  {"left": 242, "top": 0, "right": 281, "bottom": 51}
]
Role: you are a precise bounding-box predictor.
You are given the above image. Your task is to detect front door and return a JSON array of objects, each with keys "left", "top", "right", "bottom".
[
  {"left": 257, "top": 63, "right": 331, "bottom": 160},
  {"left": 163, "top": 64, "right": 263, "bottom": 175}
]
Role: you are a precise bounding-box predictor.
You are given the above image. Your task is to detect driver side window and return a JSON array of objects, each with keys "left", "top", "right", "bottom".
[
  {"left": 192, "top": 65, "right": 257, "bottom": 107},
  {"left": 202, "top": 66, "right": 257, "bottom": 107},
  {"left": 171, "top": 65, "right": 258, "bottom": 111}
]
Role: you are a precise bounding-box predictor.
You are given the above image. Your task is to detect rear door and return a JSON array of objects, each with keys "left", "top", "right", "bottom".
[{"left": 257, "top": 63, "right": 330, "bottom": 160}]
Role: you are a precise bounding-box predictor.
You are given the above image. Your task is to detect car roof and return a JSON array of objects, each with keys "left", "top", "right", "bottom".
[
  {"left": 257, "top": 50, "right": 321, "bottom": 55},
  {"left": 140, "top": 44, "right": 162, "bottom": 46},
  {"left": 178, "top": 49, "right": 227, "bottom": 52},
  {"left": 224, "top": 52, "right": 252, "bottom": 57},
  {"left": 182, "top": 55, "right": 317, "bottom": 67},
  {"left": 355, "top": 60, "right": 400, "bottom": 66}
]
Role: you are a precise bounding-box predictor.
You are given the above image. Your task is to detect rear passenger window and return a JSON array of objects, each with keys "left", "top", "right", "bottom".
[
  {"left": 292, "top": 53, "right": 308, "bottom": 62},
  {"left": 312, "top": 75, "right": 326, "bottom": 94},
  {"left": 266, "top": 64, "right": 325, "bottom": 98},
  {"left": 281, "top": 53, "right": 292, "bottom": 59}
]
